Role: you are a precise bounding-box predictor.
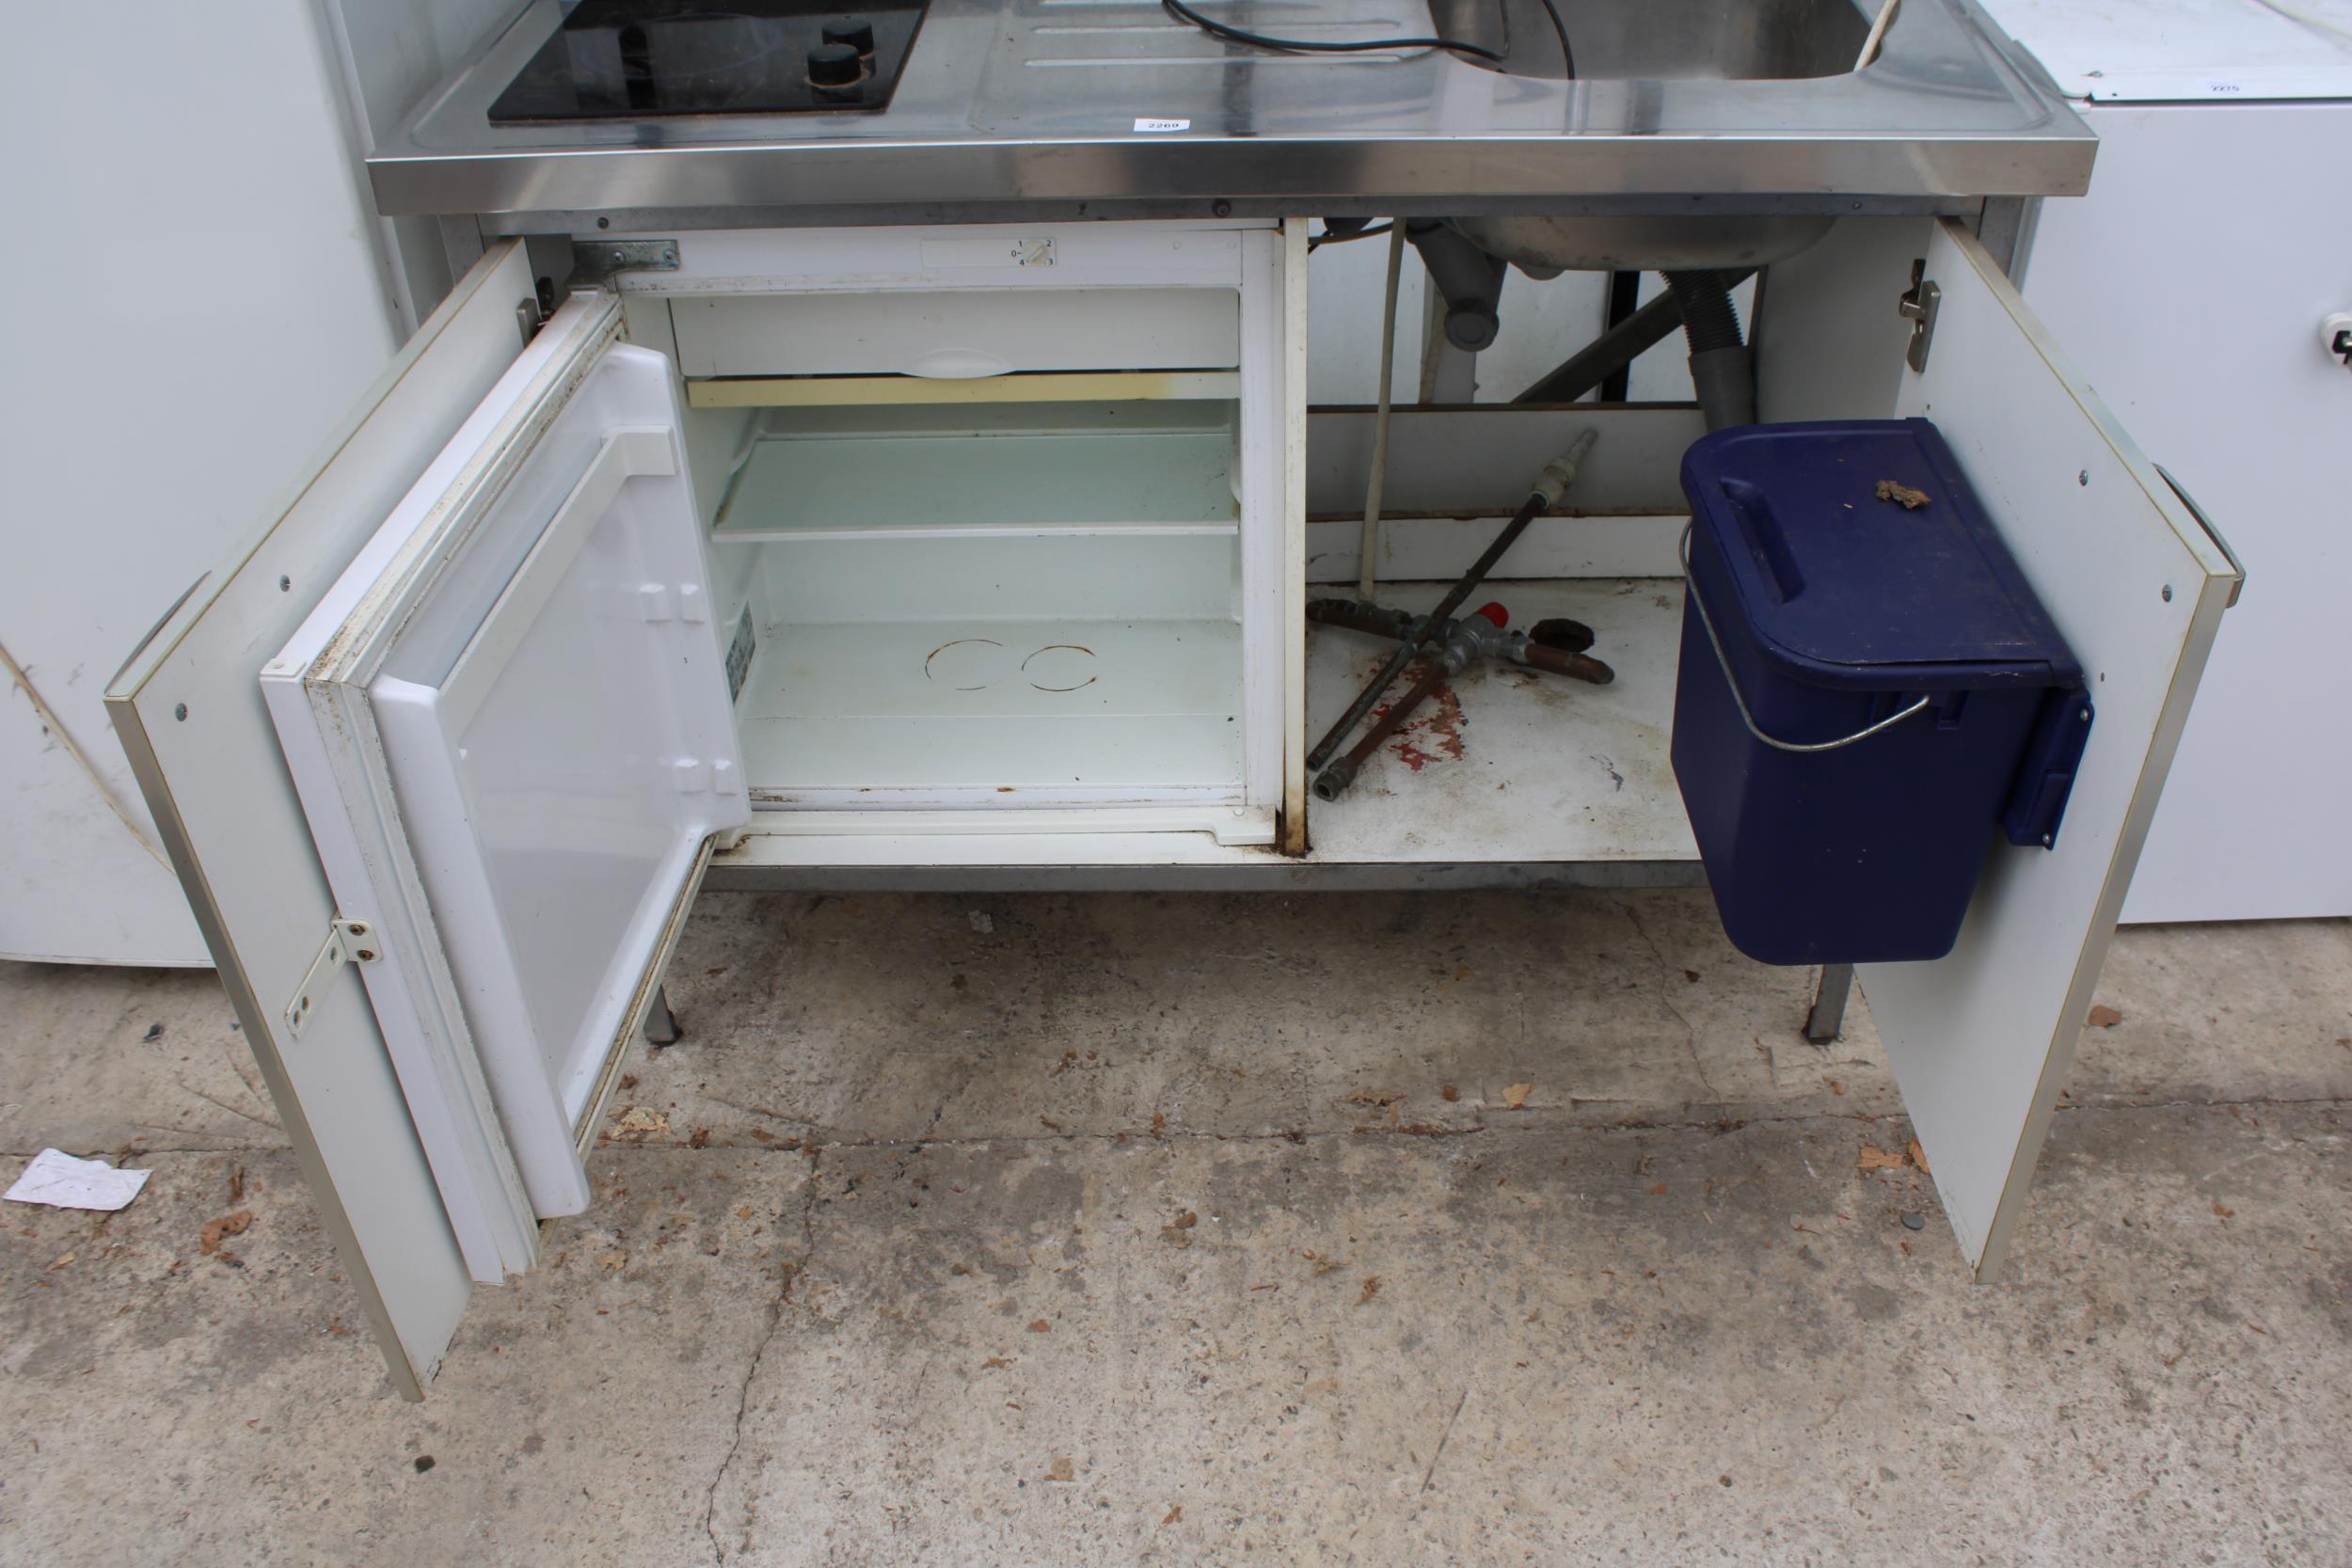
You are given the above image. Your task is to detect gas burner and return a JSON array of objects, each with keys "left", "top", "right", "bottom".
[{"left": 488, "top": 0, "right": 930, "bottom": 122}]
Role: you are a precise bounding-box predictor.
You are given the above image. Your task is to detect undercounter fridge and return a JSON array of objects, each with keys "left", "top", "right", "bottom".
[{"left": 1983, "top": 0, "right": 2352, "bottom": 921}]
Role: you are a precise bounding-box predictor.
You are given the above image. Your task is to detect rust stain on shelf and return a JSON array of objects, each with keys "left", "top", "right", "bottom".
[
  {"left": 1023, "top": 643, "right": 1100, "bottom": 693},
  {"left": 925, "top": 637, "right": 1005, "bottom": 693}
]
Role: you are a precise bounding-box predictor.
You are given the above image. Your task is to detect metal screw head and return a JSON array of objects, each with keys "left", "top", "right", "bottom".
[
  {"left": 173, "top": 704, "right": 187, "bottom": 721},
  {"left": 278, "top": 575, "right": 292, "bottom": 592},
  {"left": 1212, "top": 199, "right": 1232, "bottom": 218},
  {"left": 2162, "top": 583, "right": 2173, "bottom": 602},
  {"left": 2077, "top": 470, "right": 2089, "bottom": 486},
  {"left": 354, "top": 948, "right": 376, "bottom": 961},
  {"left": 597, "top": 216, "right": 612, "bottom": 230}
]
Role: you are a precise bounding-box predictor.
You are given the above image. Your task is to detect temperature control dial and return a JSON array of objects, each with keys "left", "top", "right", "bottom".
[
  {"left": 806, "top": 41, "right": 864, "bottom": 92},
  {"left": 823, "top": 20, "right": 877, "bottom": 56}
]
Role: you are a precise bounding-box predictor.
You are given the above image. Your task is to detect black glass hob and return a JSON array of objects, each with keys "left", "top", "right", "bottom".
[{"left": 488, "top": 0, "right": 931, "bottom": 122}]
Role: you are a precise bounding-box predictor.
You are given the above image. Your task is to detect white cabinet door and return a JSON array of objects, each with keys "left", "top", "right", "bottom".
[
  {"left": 1761, "top": 217, "right": 2242, "bottom": 1279},
  {"left": 108, "top": 244, "right": 534, "bottom": 1397},
  {"left": 107, "top": 244, "right": 748, "bottom": 1397}
]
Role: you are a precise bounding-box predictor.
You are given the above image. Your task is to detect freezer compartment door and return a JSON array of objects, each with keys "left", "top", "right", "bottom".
[{"left": 264, "top": 292, "right": 750, "bottom": 1262}]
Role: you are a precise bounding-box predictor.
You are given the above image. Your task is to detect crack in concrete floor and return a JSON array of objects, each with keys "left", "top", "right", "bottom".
[{"left": 707, "top": 1143, "right": 822, "bottom": 1566}]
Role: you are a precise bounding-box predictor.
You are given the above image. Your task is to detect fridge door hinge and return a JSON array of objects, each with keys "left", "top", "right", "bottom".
[
  {"left": 569, "top": 238, "right": 681, "bottom": 287},
  {"left": 1899, "top": 260, "right": 1941, "bottom": 372},
  {"left": 285, "top": 918, "right": 380, "bottom": 1039}
]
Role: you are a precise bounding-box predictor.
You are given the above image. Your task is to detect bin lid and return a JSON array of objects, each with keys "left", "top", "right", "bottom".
[{"left": 1680, "top": 419, "right": 2081, "bottom": 691}]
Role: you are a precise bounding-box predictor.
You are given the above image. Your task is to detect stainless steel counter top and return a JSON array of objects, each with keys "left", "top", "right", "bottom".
[{"left": 367, "top": 0, "right": 2094, "bottom": 223}]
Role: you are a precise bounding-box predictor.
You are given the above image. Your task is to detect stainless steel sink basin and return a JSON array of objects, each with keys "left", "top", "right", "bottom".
[
  {"left": 1436, "top": 0, "right": 1888, "bottom": 270},
  {"left": 1453, "top": 211, "right": 1841, "bottom": 274},
  {"left": 1430, "top": 0, "right": 1872, "bottom": 81}
]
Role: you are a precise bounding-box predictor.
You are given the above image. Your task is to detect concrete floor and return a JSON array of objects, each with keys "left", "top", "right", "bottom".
[{"left": 2, "top": 891, "right": 2347, "bottom": 1566}]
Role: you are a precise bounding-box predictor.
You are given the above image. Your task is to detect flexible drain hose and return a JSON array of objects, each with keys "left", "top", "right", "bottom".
[
  {"left": 1661, "top": 270, "right": 1756, "bottom": 430},
  {"left": 1661, "top": 270, "right": 1742, "bottom": 353}
]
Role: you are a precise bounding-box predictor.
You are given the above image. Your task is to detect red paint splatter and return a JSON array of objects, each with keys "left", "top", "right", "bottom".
[
  {"left": 1354, "top": 656, "right": 1466, "bottom": 772},
  {"left": 1412, "top": 683, "right": 1466, "bottom": 765}
]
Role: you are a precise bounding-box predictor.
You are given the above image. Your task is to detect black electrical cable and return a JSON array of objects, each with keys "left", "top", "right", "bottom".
[
  {"left": 1160, "top": 0, "right": 1504, "bottom": 62},
  {"left": 1531, "top": 0, "right": 1577, "bottom": 77}
]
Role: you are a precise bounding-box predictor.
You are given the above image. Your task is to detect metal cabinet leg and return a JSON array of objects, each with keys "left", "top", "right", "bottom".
[
  {"left": 1804, "top": 963, "right": 1854, "bottom": 1044},
  {"left": 643, "top": 984, "right": 680, "bottom": 1047}
]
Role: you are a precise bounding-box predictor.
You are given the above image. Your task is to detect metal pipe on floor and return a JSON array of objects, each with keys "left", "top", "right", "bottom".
[
  {"left": 1313, "top": 661, "right": 1453, "bottom": 802},
  {"left": 1304, "top": 431, "right": 1599, "bottom": 774},
  {"left": 1308, "top": 597, "right": 1615, "bottom": 802},
  {"left": 1307, "top": 598, "right": 1610, "bottom": 679}
]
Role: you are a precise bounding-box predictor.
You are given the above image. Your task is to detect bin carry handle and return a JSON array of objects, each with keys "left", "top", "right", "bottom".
[{"left": 1677, "top": 523, "right": 1931, "bottom": 754}]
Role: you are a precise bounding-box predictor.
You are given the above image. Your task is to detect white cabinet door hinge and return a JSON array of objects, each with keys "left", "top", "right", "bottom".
[{"left": 285, "top": 918, "right": 380, "bottom": 1039}]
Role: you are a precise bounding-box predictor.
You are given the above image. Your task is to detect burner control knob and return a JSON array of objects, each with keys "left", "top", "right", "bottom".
[
  {"left": 822, "top": 20, "right": 877, "bottom": 56},
  {"left": 807, "top": 41, "right": 864, "bottom": 91}
]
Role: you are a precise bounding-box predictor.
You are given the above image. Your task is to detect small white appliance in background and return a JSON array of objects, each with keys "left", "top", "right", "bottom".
[{"left": 1981, "top": 0, "right": 2352, "bottom": 920}]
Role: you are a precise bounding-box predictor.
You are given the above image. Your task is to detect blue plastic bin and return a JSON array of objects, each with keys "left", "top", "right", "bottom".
[{"left": 1671, "top": 419, "right": 2093, "bottom": 966}]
